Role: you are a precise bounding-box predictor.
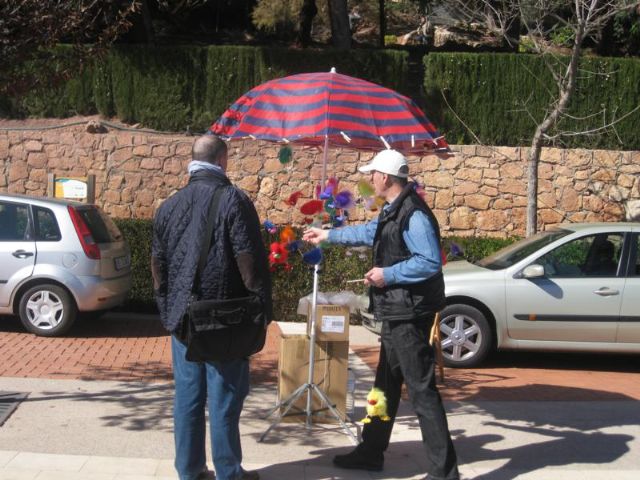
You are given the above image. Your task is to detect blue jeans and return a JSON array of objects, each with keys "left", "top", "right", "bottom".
[{"left": 171, "top": 335, "right": 250, "bottom": 480}]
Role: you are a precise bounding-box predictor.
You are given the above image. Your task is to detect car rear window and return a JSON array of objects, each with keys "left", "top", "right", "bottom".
[{"left": 76, "top": 207, "right": 123, "bottom": 243}]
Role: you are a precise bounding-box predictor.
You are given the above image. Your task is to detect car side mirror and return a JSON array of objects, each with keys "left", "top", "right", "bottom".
[{"left": 521, "top": 264, "right": 545, "bottom": 278}]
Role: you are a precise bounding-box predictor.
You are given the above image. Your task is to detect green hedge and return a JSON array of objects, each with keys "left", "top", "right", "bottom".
[
  {"left": 113, "top": 218, "right": 516, "bottom": 320},
  {"left": 2, "top": 45, "right": 410, "bottom": 133},
  {"left": 423, "top": 52, "right": 640, "bottom": 150}
]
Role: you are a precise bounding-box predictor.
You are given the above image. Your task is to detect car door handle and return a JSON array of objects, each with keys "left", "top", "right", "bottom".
[
  {"left": 12, "top": 250, "right": 34, "bottom": 259},
  {"left": 593, "top": 287, "right": 619, "bottom": 297}
]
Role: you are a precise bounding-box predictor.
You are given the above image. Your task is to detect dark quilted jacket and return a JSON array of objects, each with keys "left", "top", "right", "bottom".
[{"left": 151, "top": 169, "right": 272, "bottom": 333}]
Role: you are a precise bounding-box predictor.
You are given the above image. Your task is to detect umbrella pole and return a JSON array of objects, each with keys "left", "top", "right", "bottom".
[{"left": 259, "top": 135, "right": 358, "bottom": 445}]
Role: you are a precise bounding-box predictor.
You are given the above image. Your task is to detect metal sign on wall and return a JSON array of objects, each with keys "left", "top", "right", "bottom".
[{"left": 47, "top": 174, "right": 95, "bottom": 203}]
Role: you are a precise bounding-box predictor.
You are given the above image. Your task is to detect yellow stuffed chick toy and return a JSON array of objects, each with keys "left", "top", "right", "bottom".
[{"left": 362, "top": 387, "right": 391, "bottom": 423}]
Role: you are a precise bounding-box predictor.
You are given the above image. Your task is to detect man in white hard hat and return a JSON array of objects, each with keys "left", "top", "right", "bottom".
[{"left": 303, "top": 149, "right": 459, "bottom": 480}]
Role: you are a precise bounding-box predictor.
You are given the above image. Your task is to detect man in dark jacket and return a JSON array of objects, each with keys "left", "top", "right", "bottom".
[
  {"left": 151, "top": 135, "right": 272, "bottom": 480},
  {"left": 303, "top": 149, "right": 459, "bottom": 480}
]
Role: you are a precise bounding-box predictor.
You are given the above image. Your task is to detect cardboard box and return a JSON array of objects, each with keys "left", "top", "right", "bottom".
[
  {"left": 306, "top": 304, "right": 350, "bottom": 342},
  {"left": 277, "top": 334, "right": 348, "bottom": 423}
]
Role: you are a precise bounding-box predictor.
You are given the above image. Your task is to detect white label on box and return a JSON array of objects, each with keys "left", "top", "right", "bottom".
[{"left": 321, "top": 315, "right": 345, "bottom": 333}]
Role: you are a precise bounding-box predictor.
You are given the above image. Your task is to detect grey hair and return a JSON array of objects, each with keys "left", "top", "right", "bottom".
[{"left": 192, "top": 135, "right": 227, "bottom": 165}]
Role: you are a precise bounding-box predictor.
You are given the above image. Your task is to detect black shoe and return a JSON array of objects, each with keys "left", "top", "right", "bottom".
[
  {"left": 333, "top": 446, "right": 383, "bottom": 471},
  {"left": 238, "top": 469, "right": 259, "bottom": 480}
]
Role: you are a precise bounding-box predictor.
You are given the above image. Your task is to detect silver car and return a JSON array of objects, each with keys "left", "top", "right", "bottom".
[
  {"left": 0, "top": 193, "right": 132, "bottom": 336},
  {"left": 441, "top": 223, "right": 640, "bottom": 367}
]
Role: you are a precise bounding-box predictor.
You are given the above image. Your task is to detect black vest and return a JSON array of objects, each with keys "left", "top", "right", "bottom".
[{"left": 370, "top": 182, "right": 446, "bottom": 322}]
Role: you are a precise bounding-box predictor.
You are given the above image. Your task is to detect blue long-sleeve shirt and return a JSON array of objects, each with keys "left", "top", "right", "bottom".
[{"left": 327, "top": 206, "right": 441, "bottom": 286}]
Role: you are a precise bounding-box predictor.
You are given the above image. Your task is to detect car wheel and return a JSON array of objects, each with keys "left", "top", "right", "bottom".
[
  {"left": 439, "top": 304, "right": 492, "bottom": 368},
  {"left": 18, "top": 284, "right": 77, "bottom": 336}
]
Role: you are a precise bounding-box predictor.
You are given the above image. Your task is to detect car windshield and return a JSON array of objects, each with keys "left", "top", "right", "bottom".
[{"left": 476, "top": 229, "right": 572, "bottom": 270}]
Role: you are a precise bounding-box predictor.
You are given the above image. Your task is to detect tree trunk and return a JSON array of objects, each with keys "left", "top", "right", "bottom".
[
  {"left": 327, "top": 0, "right": 351, "bottom": 49},
  {"left": 140, "top": 0, "right": 155, "bottom": 44},
  {"left": 525, "top": 23, "right": 585, "bottom": 236},
  {"left": 296, "top": 0, "right": 318, "bottom": 47},
  {"left": 526, "top": 131, "right": 543, "bottom": 237},
  {"left": 379, "top": 0, "right": 386, "bottom": 47}
]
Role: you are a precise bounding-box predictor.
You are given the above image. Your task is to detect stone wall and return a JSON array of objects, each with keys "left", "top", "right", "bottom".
[{"left": 1, "top": 119, "right": 639, "bottom": 237}]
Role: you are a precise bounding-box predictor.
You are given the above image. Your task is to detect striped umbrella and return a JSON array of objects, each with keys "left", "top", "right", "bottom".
[{"left": 210, "top": 69, "right": 450, "bottom": 158}]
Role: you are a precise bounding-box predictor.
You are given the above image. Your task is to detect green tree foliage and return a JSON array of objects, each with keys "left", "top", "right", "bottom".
[
  {"left": 0, "top": 0, "right": 138, "bottom": 96},
  {"left": 424, "top": 52, "right": 640, "bottom": 150}
]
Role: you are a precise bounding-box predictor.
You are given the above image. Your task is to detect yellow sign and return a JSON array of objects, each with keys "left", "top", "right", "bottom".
[{"left": 54, "top": 177, "right": 88, "bottom": 200}]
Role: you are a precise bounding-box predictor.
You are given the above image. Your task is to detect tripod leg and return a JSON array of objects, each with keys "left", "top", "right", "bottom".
[
  {"left": 310, "top": 384, "right": 358, "bottom": 445},
  {"left": 259, "top": 383, "right": 311, "bottom": 443},
  {"left": 262, "top": 382, "right": 308, "bottom": 420}
]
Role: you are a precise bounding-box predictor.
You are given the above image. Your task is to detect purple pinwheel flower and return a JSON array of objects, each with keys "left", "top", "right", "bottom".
[
  {"left": 449, "top": 242, "right": 463, "bottom": 257},
  {"left": 334, "top": 191, "right": 354, "bottom": 209},
  {"left": 263, "top": 220, "right": 277, "bottom": 234}
]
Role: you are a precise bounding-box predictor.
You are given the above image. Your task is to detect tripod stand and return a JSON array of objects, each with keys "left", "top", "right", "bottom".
[{"left": 259, "top": 263, "right": 358, "bottom": 444}]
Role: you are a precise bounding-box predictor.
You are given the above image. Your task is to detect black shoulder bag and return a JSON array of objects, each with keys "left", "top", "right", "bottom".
[{"left": 185, "top": 187, "right": 267, "bottom": 363}]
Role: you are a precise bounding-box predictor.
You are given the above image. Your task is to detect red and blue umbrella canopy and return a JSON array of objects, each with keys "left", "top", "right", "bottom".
[{"left": 210, "top": 70, "right": 450, "bottom": 156}]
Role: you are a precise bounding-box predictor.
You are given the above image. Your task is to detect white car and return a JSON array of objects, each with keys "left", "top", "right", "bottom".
[
  {"left": 441, "top": 223, "right": 640, "bottom": 367},
  {"left": 0, "top": 193, "right": 132, "bottom": 336}
]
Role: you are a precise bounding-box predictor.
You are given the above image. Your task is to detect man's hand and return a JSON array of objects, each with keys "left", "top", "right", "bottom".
[
  {"left": 302, "top": 227, "right": 329, "bottom": 245},
  {"left": 364, "top": 267, "right": 386, "bottom": 287}
]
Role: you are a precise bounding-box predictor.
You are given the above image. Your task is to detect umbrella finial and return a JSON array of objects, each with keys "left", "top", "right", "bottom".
[{"left": 330, "top": 67, "right": 337, "bottom": 74}]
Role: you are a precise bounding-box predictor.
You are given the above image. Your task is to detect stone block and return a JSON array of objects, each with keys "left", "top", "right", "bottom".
[
  {"left": 493, "top": 198, "right": 511, "bottom": 210},
  {"left": 618, "top": 174, "right": 635, "bottom": 189},
  {"left": 565, "top": 149, "right": 592, "bottom": 167},
  {"left": 27, "top": 152, "right": 47, "bottom": 169},
  {"left": 453, "top": 181, "right": 479, "bottom": 195},
  {"left": 538, "top": 192, "right": 557, "bottom": 209},
  {"left": 8, "top": 161, "right": 28, "bottom": 181},
  {"left": 476, "top": 210, "right": 509, "bottom": 231},
  {"left": 464, "top": 194, "right": 491, "bottom": 210},
  {"left": 538, "top": 208, "right": 564, "bottom": 224},
  {"left": 441, "top": 157, "right": 463, "bottom": 170},
  {"left": 559, "top": 188, "right": 581, "bottom": 211},
  {"left": 595, "top": 150, "right": 621, "bottom": 168},
  {"left": 428, "top": 172, "right": 454, "bottom": 188},
  {"left": 500, "top": 163, "right": 524, "bottom": 178},
  {"left": 435, "top": 190, "right": 453, "bottom": 209},
  {"left": 24, "top": 140, "right": 43, "bottom": 152},
  {"left": 456, "top": 168, "right": 482, "bottom": 182},
  {"left": 465, "top": 156, "right": 491, "bottom": 169},
  {"left": 237, "top": 175, "right": 260, "bottom": 193},
  {"left": 420, "top": 156, "right": 439, "bottom": 171},
  {"left": 133, "top": 145, "right": 151, "bottom": 156},
  {"left": 480, "top": 186, "right": 498, "bottom": 196},
  {"left": 135, "top": 190, "right": 155, "bottom": 206},
  {"left": 175, "top": 142, "right": 192, "bottom": 156},
  {"left": 449, "top": 207, "right": 475, "bottom": 229},
  {"left": 499, "top": 178, "right": 525, "bottom": 195},
  {"left": 540, "top": 148, "right": 564, "bottom": 164},
  {"left": 151, "top": 144, "right": 172, "bottom": 157},
  {"left": 104, "top": 190, "right": 121, "bottom": 203},
  {"left": 140, "top": 158, "right": 161, "bottom": 170}
]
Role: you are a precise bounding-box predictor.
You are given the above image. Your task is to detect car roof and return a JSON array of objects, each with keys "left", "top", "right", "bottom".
[
  {"left": 554, "top": 222, "right": 640, "bottom": 232},
  {"left": 0, "top": 192, "right": 88, "bottom": 208}
]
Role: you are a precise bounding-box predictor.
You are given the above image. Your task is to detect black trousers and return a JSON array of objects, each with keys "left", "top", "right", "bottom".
[{"left": 361, "top": 317, "right": 459, "bottom": 480}]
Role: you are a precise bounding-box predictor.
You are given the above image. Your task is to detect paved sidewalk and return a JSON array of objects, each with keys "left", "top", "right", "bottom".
[{"left": 1, "top": 316, "right": 639, "bottom": 479}]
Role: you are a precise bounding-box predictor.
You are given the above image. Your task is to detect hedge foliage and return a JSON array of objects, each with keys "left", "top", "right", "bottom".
[
  {"left": 423, "top": 52, "right": 640, "bottom": 150},
  {"left": 2, "top": 45, "right": 410, "bottom": 133},
  {"left": 112, "top": 218, "right": 516, "bottom": 321}
]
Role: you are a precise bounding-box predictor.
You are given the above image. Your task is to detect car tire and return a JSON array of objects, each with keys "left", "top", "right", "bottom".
[
  {"left": 439, "top": 304, "right": 492, "bottom": 368},
  {"left": 18, "top": 284, "right": 77, "bottom": 337}
]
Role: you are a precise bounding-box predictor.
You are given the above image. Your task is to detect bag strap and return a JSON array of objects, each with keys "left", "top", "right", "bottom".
[{"left": 194, "top": 186, "right": 226, "bottom": 293}]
